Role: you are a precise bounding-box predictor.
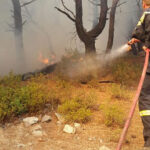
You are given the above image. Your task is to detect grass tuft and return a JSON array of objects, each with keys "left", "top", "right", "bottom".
[{"left": 100, "top": 103, "right": 125, "bottom": 127}]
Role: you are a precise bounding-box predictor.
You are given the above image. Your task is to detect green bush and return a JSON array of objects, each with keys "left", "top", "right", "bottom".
[
  {"left": 0, "top": 72, "right": 21, "bottom": 87},
  {"left": 0, "top": 82, "right": 50, "bottom": 122},
  {"left": 58, "top": 91, "right": 97, "bottom": 123},
  {"left": 100, "top": 103, "right": 125, "bottom": 127},
  {"left": 58, "top": 98, "right": 92, "bottom": 123}
]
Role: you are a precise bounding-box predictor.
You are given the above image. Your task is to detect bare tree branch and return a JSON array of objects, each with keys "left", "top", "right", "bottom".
[
  {"left": 55, "top": 7, "right": 75, "bottom": 22},
  {"left": 116, "top": 1, "right": 126, "bottom": 7},
  {"left": 21, "top": 0, "right": 37, "bottom": 7},
  {"left": 60, "top": 0, "right": 75, "bottom": 18}
]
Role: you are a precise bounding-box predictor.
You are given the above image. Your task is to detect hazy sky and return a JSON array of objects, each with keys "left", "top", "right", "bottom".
[{"left": 0, "top": 0, "right": 142, "bottom": 75}]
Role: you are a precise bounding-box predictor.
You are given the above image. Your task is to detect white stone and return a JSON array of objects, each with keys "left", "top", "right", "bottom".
[
  {"left": 99, "top": 138, "right": 103, "bottom": 144},
  {"left": 31, "top": 125, "right": 42, "bottom": 131},
  {"left": 74, "top": 123, "right": 81, "bottom": 128},
  {"left": 32, "top": 130, "right": 43, "bottom": 136},
  {"left": 63, "top": 124, "right": 76, "bottom": 134},
  {"left": 23, "top": 117, "right": 38, "bottom": 126},
  {"left": 55, "top": 113, "right": 65, "bottom": 123},
  {"left": 41, "top": 115, "right": 52, "bottom": 123},
  {"left": 99, "top": 146, "right": 110, "bottom": 150},
  {"left": 88, "top": 137, "right": 96, "bottom": 141},
  {"left": 76, "top": 136, "right": 80, "bottom": 140}
]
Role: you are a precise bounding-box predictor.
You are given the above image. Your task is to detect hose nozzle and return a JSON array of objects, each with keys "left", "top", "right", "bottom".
[{"left": 128, "top": 38, "right": 140, "bottom": 46}]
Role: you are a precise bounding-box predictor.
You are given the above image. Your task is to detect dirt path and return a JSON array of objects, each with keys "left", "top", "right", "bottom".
[{"left": 0, "top": 110, "right": 144, "bottom": 150}]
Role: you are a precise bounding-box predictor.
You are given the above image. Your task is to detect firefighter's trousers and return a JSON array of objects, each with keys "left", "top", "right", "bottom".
[{"left": 139, "top": 73, "right": 150, "bottom": 146}]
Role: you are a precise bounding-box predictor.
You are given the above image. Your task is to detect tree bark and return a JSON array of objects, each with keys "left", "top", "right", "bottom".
[
  {"left": 85, "top": 40, "right": 96, "bottom": 54},
  {"left": 11, "top": 0, "right": 25, "bottom": 70},
  {"left": 75, "top": 0, "right": 108, "bottom": 54},
  {"left": 56, "top": 0, "right": 108, "bottom": 55},
  {"left": 106, "top": 0, "right": 119, "bottom": 53}
]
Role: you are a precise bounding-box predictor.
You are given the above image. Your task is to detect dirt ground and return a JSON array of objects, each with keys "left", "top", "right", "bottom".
[{"left": 0, "top": 108, "right": 144, "bottom": 150}]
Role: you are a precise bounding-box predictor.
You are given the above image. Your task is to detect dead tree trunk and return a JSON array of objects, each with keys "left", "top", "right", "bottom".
[
  {"left": 11, "top": 0, "right": 25, "bottom": 69},
  {"left": 11, "top": 0, "right": 24, "bottom": 53},
  {"left": 55, "top": 0, "right": 108, "bottom": 55},
  {"left": 106, "top": 0, "right": 120, "bottom": 53}
]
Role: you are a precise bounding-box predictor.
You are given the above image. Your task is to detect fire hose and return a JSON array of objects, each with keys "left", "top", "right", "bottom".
[{"left": 116, "top": 48, "right": 150, "bottom": 150}]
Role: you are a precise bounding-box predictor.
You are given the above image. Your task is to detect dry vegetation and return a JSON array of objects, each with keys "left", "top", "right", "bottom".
[{"left": 0, "top": 53, "right": 143, "bottom": 147}]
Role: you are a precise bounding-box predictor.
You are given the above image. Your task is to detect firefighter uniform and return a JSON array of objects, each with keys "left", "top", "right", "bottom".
[{"left": 132, "top": 8, "right": 150, "bottom": 147}]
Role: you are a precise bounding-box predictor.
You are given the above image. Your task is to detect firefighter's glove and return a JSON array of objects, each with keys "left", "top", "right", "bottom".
[{"left": 128, "top": 38, "right": 140, "bottom": 45}]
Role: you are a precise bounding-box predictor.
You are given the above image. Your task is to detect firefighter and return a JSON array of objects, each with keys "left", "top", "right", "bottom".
[{"left": 128, "top": 0, "right": 150, "bottom": 149}]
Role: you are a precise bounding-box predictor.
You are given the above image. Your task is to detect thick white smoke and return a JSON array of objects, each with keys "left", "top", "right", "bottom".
[{"left": 0, "top": 0, "right": 141, "bottom": 75}]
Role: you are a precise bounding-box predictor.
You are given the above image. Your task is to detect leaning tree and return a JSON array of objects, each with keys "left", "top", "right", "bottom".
[{"left": 55, "top": 0, "right": 108, "bottom": 55}]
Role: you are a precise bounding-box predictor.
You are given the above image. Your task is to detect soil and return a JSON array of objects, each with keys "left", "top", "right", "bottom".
[{"left": 0, "top": 108, "right": 144, "bottom": 150}]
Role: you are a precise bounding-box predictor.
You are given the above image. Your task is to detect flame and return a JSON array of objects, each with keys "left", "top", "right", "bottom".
[
  {"left": 39, "top": 53, "right": 49, "bottom": 65},
  {"left": 42, "top": 58, "right": 49, "bottom": 64},
  {"left": 38, "top": 52, "right": 57, "bottom": 65}
]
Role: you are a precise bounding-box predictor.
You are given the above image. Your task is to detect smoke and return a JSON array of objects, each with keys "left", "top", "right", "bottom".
[
  {"left": 62, "top": 44, "right": 129, "bottom": 79},
  {"left": 0, "top": 0, "right": 141, "bottom": 76},
  {"left": 100, "top": 44, "right": 129, "bottom": 62}
]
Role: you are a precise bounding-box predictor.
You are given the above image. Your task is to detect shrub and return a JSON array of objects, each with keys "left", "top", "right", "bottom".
[
  {"left": 58, "top": 98, "right": 92, "bottom": 123},
  {"left": 111, "top": 59, "right": 142, "bottom": 85},
  {"left": 56, "top": 79, "right": 71, "bottom": 89},
  {"left": 0, "top": 82, "right": 50, "bottom": 122},
  {"left": 58, "top": 92, "right": 97, "bottom": 123},
  {"left": 0, "top": 72, "right": 21, "bottom": 87},
  {"left": 100, "top": 103, "right": 125, "bottom": 127}
]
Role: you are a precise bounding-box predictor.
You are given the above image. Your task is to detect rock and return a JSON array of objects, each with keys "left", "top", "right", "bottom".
[
  {"left": 23, "top": 117, "right": 38, "bottom": 126},
  {"left": 99, "top": 146, "right": 110, "bottom": 150},
  {"left": 32, "top": 130, "right": 43, "bottom": 136},
  {"left": 76, "top": 136, "right": 80, "bottom": 140},
  {"left": 88, "top": 137, "right": 93, "bottom": 141},
  {"left": 55, "top": 113, "right": 65, "bottom": 123},
  {"left": 41, "top": 115, "right": 52, "bottom": 123},
  {"left": 74, "top": 123, "right": 81, "bottom": 128},
  {"left": 88, "top": 137, "right": 96, "bottom": 141},
  {"left": 63, "top": 124, "right": 76, "bottom": 134},
  {"left": 17, "top": 143, "right": 25, "bottom": 148},
  {"left": 31, "top": 124, "right": 44, "bottom": 136},
  {"left": 31, "top": 125, "right": 42, "bottom": 131},
  {"left": 99, "top": 138, "right": 103, "bottom": 144}
]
